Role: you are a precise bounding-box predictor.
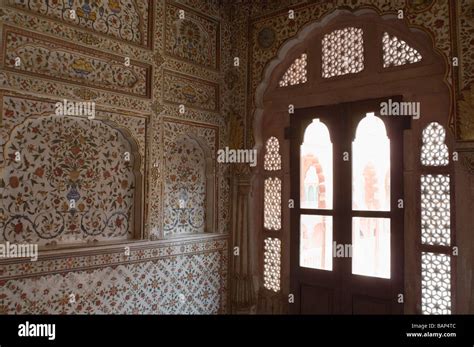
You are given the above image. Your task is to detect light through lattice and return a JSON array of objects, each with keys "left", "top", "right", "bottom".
[
  {"left": 422, "top": 252, "right": 451, "bottom": 315},
  {"left": 322, "top": 27, "right": 364, "bottom": 78},
  {"left": 264, "top": 238, "right": 281, "bottom": 292},
  {"left": 279, "top": 53, "right": 307, "bottom": 87},
  {"left": 383, "top": 32, "right": 422, "bottom": 68},
  {"left": 421, "top": 175, "right": 451, "bottom": 246},
  {"left": 421, "top": 122, "right": 449, "bottom": 167},
  {"left": 264, "top": 137, "right": 282, "bottom": 171},
  {"left": 264, "top": 177, "right": 281, "bottom": 230}
]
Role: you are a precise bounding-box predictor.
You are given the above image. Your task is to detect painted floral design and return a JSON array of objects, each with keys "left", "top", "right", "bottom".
[
  {"left": 9, "top": 0, "right": 151, "bottom": 47},
  {"left": 163, "top": 120, "right": 217, "bottom": 237},
  {"left": 163, "top": 70, "right": 218, "bottom": 112},
  {"left": 0, "top": 115, "right": 137, "bottom": 245},
  {"left": 165, "top": 3, "right": 219, "bottom": 69},
  {"left": 5, "top": 28, "right": 150, "bottom": 97},
  {"left": 163, "top": 135, "right": 206, "bottom": 236},
  {"left": 0, "top": 240, "right": 227, "bottom": 314}
]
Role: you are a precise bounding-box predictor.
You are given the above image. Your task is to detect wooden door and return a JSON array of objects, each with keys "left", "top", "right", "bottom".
[{"left": 290, "top": 97, "right": 409, "bottom": 314}]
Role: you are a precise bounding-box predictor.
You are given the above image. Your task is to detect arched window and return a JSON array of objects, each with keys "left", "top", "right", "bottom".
[
  {"left": 352, "top": 113, "right": 391, "bottom": 279},
  {"left": 264, "top": 136, "right": 282, "bottom": 171},
  {"left": 300, "top": 119, "right": 332, "bottom": 209},
  {"left": 300, "top": 119, "right": 333, "bottom": 271},
  {"left": 255, "top": 10, "right": 452, "bottom": 314},
  {"left": 352, "top": 113, "right": 390, "bottom": 212}
]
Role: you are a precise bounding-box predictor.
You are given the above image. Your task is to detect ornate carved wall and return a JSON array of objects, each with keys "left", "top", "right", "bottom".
[
  {"left": 0, "top": 0, "right": 232, "bottom": 314},
  {"left": 223, "top": 0, "right": 474, "bottom": 313}
]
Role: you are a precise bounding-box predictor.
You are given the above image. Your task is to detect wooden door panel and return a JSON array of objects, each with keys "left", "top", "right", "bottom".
[
  {"left": 300, "top": 284, "right": 335, "bottom": 314},
  {"left": 290, "top": 97, "right": 408, "bottom": 315},
  {"left": 352, "top": 295, "right": 392, "bottom": 314}
]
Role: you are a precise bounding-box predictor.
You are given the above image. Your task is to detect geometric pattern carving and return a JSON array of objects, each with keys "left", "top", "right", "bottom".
[
  {"left": 383, "top": 32, "right": 422, "bottom": 68},
  {"left": 322, "top": 27, "right": 364, "bottom": 78},
  {"left": 264, "top": 178, "right": 282, "bottom": 231},
  {"left": 264, "top": 137, "right": 282, "bottom": 171},
  {"left": 421, "top": 122, "right": 449, "bottom": 166},
  {"left": 421, "top": 252, "right": 451, "bottom": 315},
  {"left": 421, "top": 175, "right": 451, "bottom": 246},
  {"left": 279, "top": 53, "right": 307, "bottom": 87},
  {"left": 263, "top": 237, "right": 281, "bottom": 293}
]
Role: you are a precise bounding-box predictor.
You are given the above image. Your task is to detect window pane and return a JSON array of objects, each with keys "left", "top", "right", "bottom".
[
  {"left": 264, "top": 177, "right": 281, "bottom": 230},
  {"left": 352, "top": 217, "right": 390, "bottom": 279},
  {"left": 322, "top": 27, "right": 364, "bottom": 78},
  {"left": 421, "top": 175, "right": 450, "bottom": 246},
  {"left": 382, "top": 32, "right": 422, "bottom": 68},
  {"left": 421, "top": 122, "right": 449, "bottom": 167},
  {"left": 421, "top": 252, "right": 451, "bottom": 315},
  {"left": 300, "top": 119, "right": 333, "bottom": 209},
  {"left": 300, "top": 215, "right": 332, "bottom": 271},
  {"left": 279, "top": 53, "right": 307, "bottom": 87},
  {"left": 264, "top": 238, "right": 281, "bottom": 292},
  {"left": 352, "top": 112, "right": 390, "bottom": 211},
  {"left": 264, "top": 137, "right": 282, "bottom": 171}
]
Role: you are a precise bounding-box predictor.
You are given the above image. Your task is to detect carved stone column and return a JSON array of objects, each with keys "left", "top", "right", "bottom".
[{"left": 229, "top": 165, "right": 257, "bottom": 313}]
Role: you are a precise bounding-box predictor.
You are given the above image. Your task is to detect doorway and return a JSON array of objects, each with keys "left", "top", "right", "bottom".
[{"left": 290, "top": 97, "right": 410, "bottom": 314}]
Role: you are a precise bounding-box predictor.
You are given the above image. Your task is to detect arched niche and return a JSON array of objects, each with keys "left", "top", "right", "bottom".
[
  {"left": 0, "top": 114, "right": 143, "bottom": 249},
  {"left": 163, "top": 132, "right": 215, "bottom": 238}
]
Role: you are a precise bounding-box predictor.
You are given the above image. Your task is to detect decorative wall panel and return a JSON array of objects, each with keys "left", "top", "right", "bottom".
[
  {"left": 0, "top": 0, "right": 230, "bottom": 315},
  {"left": 459, "top": 0, "right": 474, "bottom": 90},
  {"left": 2, "top": 26, "right": 152, "bottom": 98},
  {"left": 163, "top": 70, "right": 219, "bottom": 112},
  {"left": 0, "top": 237, "right": 228, "bottom": 314},
  {"left": 162, "top": 118, "right": 218, "bottom": 237},
  {"left": 0, "top": 114, "right": 138, "bottom": 246},
  {"left": 7, "top": 0, "right": 153, "bottom": 48},
  {"left": 163, "top": 135, "right": 207, "bottom": 236},
  {"left": 164, "top": 1, "right": 220, "bottom": 70},
  {"left": 0, "top": 93, "right": 147, "bottom": 173}
]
